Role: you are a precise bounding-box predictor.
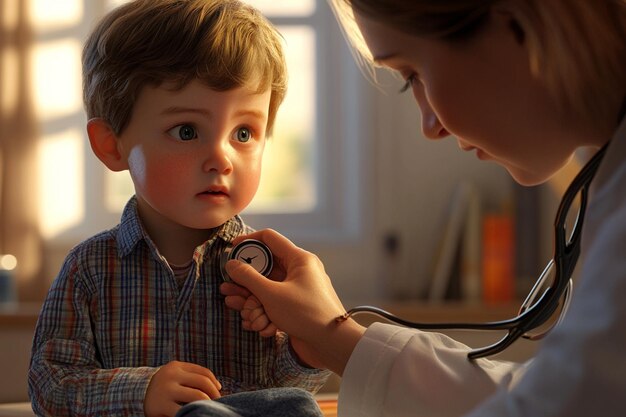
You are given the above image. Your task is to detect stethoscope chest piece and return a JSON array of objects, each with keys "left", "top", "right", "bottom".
[{"left": 221, "top": 239, "right": 273, "bottom": 282}]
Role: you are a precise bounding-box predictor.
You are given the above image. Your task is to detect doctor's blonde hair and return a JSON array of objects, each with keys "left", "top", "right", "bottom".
[{"left": 329, "top": 0, "right": 626, "bottom": 135}]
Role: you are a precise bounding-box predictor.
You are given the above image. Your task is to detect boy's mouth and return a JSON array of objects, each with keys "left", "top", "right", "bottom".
[{"left": 198, "top": 186, "right": 228, "bottom": 197}]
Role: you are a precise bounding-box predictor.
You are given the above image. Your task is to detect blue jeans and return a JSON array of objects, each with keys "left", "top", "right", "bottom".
[{"left": 175, "top": 387, "right": 324, "bottom": 417}]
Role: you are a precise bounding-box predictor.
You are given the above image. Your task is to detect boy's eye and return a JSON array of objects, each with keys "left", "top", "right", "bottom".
[
  {"left": 168, "top": 124, "right": 197, "bottom": 141},
  {"left": 234, "top": 127, "right": 252, "bottom": 143}
]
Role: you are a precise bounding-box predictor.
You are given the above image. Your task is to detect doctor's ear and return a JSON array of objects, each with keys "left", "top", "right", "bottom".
[{"left": 87, "top": 118, "right": 128, "bottom": 172}]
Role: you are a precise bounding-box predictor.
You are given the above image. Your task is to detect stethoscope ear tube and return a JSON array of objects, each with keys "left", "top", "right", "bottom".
[{"left": 339, "top": 143, "right": 609, "bottom": 360}]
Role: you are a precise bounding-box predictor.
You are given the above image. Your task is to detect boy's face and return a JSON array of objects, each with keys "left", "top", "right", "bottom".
[{"left": 117, "top": 79, "right": 271, "bottom": 231}]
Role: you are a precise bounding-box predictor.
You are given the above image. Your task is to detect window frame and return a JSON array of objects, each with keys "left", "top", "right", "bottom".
[{"left": 37, "top": 0, "right": 371, "bottom": 245}]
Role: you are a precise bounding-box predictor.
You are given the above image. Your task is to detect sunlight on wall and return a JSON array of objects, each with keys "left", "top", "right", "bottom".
[
  {"left": 32, "top": 40, "right": 82, "bottom": 120},
  {"left": 38, "top": 129, "right": 84, "bottom": 239}
]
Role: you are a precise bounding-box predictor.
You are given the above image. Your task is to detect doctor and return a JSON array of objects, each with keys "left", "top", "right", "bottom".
[{"left": 221, "top": 0, "right": 626, "bottom": 416}]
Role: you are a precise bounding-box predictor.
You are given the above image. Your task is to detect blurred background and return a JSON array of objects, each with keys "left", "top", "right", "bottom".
[
  {"left": 1, "top": 0, "right": 572, "bottom": 403},
  {"left": 0, "top": 0, "right": 560, "bottom": 304}
]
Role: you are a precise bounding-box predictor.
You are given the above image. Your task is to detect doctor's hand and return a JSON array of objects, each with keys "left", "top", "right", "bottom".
[
  {"left": 144, "top": 361, "right": 221, "bottom": 417},
  {"left": 220, "top": 229, "right": 366, "bottom": 375}
]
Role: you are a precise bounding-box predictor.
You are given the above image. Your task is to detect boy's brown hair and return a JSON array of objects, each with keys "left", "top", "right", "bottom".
[{"left": 83, "top": 0, "right": 287, "bottom": 135}]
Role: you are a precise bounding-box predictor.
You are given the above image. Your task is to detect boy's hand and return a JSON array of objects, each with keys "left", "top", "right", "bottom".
[
  {"left": 144, "top": 361, "right": 221, "bottom": 417},
  {"left": 221, "top": 282, "right": 277, "bottom": 337}
]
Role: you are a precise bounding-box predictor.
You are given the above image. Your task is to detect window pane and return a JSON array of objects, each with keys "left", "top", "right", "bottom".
[
  {"left": 105, "top": 0, "right": 127, "bottom": 12},
  {"left": 243, "top": 0, "right": 315, "bottom": 16},
  {"left": 32, "top": 39, "right": 82, "bottom": 119},
  {"left": 108, "top": 0, "right": 316, "bottom": 16},
  {"left": 31, "top": 0, "right": 83, "bottom": 29},
  {"left": 38, "top": 129, "right": 84, "bottom": 238},
  {"left": 105, "top": 170, "right": 135, "bottom": 213},
  {"left": 247, "top": 25, "right": 316, "bottom": 213}
]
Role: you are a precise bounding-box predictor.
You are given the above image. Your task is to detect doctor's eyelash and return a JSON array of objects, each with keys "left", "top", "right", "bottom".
[{"left": 399, "top": 75, "right": 416, "bottom": 94}]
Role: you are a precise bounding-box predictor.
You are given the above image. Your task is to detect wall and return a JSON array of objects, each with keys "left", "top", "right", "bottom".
[
  {"left": 308, "top": 70, "right": 515, "bottom": 304},
  {"left": 0, "top": 307, "right": 39, "bottom": 403}
]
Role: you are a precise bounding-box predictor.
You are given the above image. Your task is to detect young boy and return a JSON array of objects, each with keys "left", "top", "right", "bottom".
[{"left": 28, "top": 1, "right": 329, "bottom": 416}]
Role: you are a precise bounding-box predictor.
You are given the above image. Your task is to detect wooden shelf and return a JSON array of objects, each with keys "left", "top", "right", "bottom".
[
  {"left": 0, "top": 303, "right": 41, "bottom": 329},
  {"left": 345, "top": 300, "right": 522, "bottom": 325}
]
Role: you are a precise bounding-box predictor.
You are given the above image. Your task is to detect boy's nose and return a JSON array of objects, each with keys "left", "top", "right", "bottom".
[{"left": 202, "top": 142, "right": 233, "bottom": 174}]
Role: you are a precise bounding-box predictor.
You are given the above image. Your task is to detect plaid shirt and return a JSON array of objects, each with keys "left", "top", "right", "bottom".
[{"left": 29, "top": 197, "right": 329, "bottom": 417}]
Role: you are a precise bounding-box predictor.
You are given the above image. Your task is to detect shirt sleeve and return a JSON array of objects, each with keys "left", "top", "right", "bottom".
[
  {"left": 28, "top": 251, "right": 158, "bottom": 417},
  {"left": 338, "top": 322, "right": 526, "bottom": 417},
  {"left": 269, "top": 331, "right": 332, "bottom": 393}
]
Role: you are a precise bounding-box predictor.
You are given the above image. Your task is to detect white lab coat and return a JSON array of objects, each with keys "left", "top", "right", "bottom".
[{"left": 338, "top": 115, "right": 626, "bottom": 417}]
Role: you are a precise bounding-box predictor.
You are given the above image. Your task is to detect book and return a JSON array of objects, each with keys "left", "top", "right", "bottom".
[
  {"left": 428, "top": 182, "right": 473, "bottom": 302},
  {"left": 460, "top": 185, "right": 482, "bottom": 303},
  {"left": 481, "top": 212, "right": 515, "bottom": 304},
  {"left": 514, "top": 183, "right": 541, "bottom": 297}
]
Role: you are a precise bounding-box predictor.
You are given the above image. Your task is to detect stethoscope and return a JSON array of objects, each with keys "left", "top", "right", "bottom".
[
  {"left": 337, "top": 143, "right": 609, "bottom": 360},
  {"left": 220, "top": 144, "right": 608, "bottom": 360},
  {"left": 221, "top": 239, "right": 274, "bottom": 283}
]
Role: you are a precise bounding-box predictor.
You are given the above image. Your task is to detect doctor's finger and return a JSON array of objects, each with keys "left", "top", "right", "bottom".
[
  {"left": 220, "top": 282, "right": 252, "bottom": 297},
  {"left": 259, "top": 323, "right": 278, "bottom": 338},
  {"left": 224, "top": 295, "right": 247, "bottom": 311},
  {"left": 233, "top": 229, "right": 302, "bottom": 264}
]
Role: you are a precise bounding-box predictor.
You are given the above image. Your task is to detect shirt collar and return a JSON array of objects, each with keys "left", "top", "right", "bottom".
[{"left": 116, "top": 196, "right": 247, "bottom": 258}]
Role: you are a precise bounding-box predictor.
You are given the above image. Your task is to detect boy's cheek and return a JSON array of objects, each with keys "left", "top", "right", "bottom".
[{"left": 129, "top": 152, "right": 191, "bottom": 192}]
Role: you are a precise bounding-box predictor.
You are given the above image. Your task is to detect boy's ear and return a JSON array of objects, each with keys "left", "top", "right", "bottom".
[{"left": 87, "top": 118, "right": 128, "bottom": 172}]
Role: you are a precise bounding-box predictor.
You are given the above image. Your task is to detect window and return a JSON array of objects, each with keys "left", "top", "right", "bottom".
[
  {"left": 31, "top": 0, "right": 85, "bottom": 239},
  {"left": 35, "top": 0, "right": 367, "bottom": 243}
]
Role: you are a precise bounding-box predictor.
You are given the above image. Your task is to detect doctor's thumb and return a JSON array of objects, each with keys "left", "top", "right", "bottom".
[{"left": 225, "top": 259, "right": 268, "bottom": 295}]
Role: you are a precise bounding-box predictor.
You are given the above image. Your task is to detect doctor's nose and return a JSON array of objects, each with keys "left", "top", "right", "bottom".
[
  {"left": 413, "top": 86, "right": 449, "bottom": 140},
  {"left": 202, "top": 142, "right": 233, "bottom": 174},
  {"left": 421, "top": 112, "right": 449, "bottom": 140}
]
